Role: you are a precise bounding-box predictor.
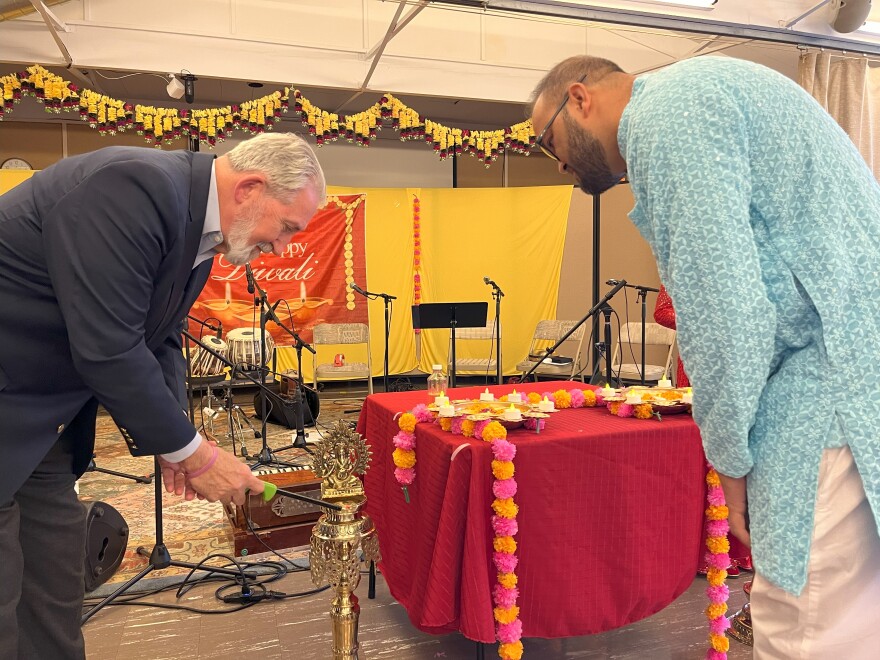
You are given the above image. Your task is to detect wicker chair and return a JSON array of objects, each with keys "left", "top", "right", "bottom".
[{"left": 312, "top": 323, "right": 373, "bottom": 394}]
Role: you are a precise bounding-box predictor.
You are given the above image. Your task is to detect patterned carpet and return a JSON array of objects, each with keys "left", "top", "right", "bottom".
[{"left": 76, "top": 387, "right": 365, "bottom": 586}]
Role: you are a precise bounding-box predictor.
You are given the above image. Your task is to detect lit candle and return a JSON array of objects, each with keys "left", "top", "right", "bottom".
[
  {"left": 538, "top": 396, "right": 555, "bottom": 413},
  {"left": 439, "top": 402, "right": 456, "bottom": 417},
  {"left": 681, "top": 388, "right": 693, "bottom": 405},
  {"left": 503, "top": 403, "right": 522, "bottom": 421},
  {"left": 657, "top": 373, "right": 672, "bottom": 388},
  {"left": 434, "top": 391, "right": 450, "bottom": 407},
  {"left": 625, "top": 389, "right": 643, "bottom": 405},
  {"left": 601, "top": 383, "right": 615, "bottom": 398},
  {"left": 479, "top": 388, "right": 494, "bottom": 402},
  {"left": 508, "top": 389, "right": 522, "bottom": 403}
]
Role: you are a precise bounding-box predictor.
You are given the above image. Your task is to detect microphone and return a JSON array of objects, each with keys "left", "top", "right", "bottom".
[
  {"left": 606, "top": 278, "right": 659, "bottom": 293},
  {"left": 483, "top": 276, "right": 504, "bottom": 296},
  {"left": 350, "top": 282, "right": 369, "bottom": 297},
  {"left": 215, "top": 320, "right": 223, "bottom": 339},
  {"left": 245, "top": 263, "right": 256, "bottom": 295}
]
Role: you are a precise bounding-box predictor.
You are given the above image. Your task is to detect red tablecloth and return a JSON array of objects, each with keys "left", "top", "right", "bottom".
[{"left": 357, "top": 381, "right": 706, "bottom": 642}]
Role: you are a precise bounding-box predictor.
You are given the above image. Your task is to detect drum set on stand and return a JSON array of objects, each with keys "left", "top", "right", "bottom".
[{"left": 186, "top": 326, "right": 276, "bottom": 456}]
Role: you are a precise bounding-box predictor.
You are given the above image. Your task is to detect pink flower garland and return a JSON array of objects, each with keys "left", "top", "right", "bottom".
[{"left": 704, "top": 466, "right": 731, "bottom": 659}]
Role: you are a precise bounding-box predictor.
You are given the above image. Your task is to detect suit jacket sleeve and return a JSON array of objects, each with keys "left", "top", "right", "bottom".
[
  {"left": 154, "top": 324, "right": 187, "bottom": 408},
  {"left": 42, "top": 160, "right": 196, "bottom": 455}
]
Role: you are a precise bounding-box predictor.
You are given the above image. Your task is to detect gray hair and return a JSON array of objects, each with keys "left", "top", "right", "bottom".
[
  {"left": 527, "top": 56, "right": 625, "bottom": 116},
  {"left": 226, "top": 132, "right": 326, "bottom": 204}
]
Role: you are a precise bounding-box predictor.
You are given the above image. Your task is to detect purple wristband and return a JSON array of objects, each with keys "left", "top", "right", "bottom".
[{"left": 185, "top": 444, "right": 219, "bottom": 479}]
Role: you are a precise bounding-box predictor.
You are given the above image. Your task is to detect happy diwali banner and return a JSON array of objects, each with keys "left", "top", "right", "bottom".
[{"left": 189, "top": 194, "right": 368, "bottom": 346}]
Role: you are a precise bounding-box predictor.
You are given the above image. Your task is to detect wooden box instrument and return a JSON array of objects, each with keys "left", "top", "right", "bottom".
[{"left": 225, "top": 465, "right": 322, "bottom": 557}]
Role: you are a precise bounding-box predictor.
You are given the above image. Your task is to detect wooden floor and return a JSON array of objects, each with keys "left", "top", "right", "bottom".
[{"left": 83, "top": 564, "right": 751, "bottom": 659}]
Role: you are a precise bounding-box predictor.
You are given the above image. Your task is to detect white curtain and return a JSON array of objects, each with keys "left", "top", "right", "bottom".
[{"left": 799, "top": 51, "right": 880, "bottom": 181}]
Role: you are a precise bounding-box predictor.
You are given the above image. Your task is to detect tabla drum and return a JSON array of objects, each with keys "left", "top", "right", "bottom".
[
  {"left": 188, "top": 336, "right": 228, "bottom": 377},
  {"left": 226, "top": 327, "right": 275, "bottom": 369}
]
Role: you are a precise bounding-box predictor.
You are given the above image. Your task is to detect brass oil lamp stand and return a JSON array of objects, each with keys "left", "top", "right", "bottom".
[{"left": 309, "top": 421, "right": 380, "bottom": 660}]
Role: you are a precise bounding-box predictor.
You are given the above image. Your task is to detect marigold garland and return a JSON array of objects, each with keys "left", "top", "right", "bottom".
[
  {"left": 2, "top": 65, "right": 533, "bottom": 164},
  {"left": 704, "top": 466, "right": 730, "bottom": 660},
  {"left": 412, "top": 195, "right": 422, "bottom": 333}
]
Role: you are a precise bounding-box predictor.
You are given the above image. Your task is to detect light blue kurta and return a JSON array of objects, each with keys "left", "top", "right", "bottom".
[{"left": 618, "top": 56, "right": 880, "bottom": 595}]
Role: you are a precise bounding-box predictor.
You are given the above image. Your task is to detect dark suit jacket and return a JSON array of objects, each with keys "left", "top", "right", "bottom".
[{"left": 0, "top": 147, "right": 215, "bottom": 502}]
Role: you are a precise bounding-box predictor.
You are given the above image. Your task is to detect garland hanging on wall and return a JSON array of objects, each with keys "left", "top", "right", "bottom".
[{"left": 0, "top": 65, "right": 535, "bottom": 167}]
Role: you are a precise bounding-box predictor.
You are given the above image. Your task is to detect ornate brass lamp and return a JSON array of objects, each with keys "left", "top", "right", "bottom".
[
  {"left": 309, "top": 421, "right": 380, "bottom": 660},
  {"left": 728, "top": 580, "right": 753, "bottom": 646}
]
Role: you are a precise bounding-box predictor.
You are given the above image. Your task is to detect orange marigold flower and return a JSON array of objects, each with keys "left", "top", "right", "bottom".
[
  {"left": 499, "top": 395, "right": 509, "bottom": 402},
  {"left": 705, "top": 504, "right": 729, "bottom": 521},
  {"left": 398, "top": 413, "right": 417, "bottom": 433},
  {"left": 392, "top": 448, "right": 416, "bottom": 469},
  {"left": 498, "top": 572, "right": 518, "bottom": 589},
  {"left": 461, "top": 419, "right": 476, "bottom": 437},
  {"left": 608, "top": 401, "right": 621, "bottom": 415},
  {"left": 706, "top": 470, "right": 721, "bottom": 487},
  {"left": 439, "top": 417, "right": 452, "bottom": 432},
  {"left": 582, "top": 390, "right": 597, "bottom": 407},
  {"left": 706, "top": 568, "right": 728, "bottom": 586},
  {"left": 553, "top": 389, "right": 572, "bottom": 409},
  {"left": 493, "top": 536, "right": 517, "bottom": 554},
  {"left": 706, "top": 602, "right": 728, "bottom": 619},
  {"left": 482, "top": 421, "right": 508, "bottom": 442},
  {"left": 499, "top": 641, "right": 524, "bottom": 660},
  {"left": 492, "top": 497, "right": 519, "bottom": 519},
  {"left": 710, "top": 633, "right": 730, "bottom": 653},
  {"left": 706, "top": 536, "right": 730, "bottom": 554},
  {"left": 492, "top": 460, "right": 515, "bottom": 481},
  {"left": 527, "top": 392, "right": 542, "bottom": 404},
  {"left": 633, "top": 403, "right": 653, "bottom": 419},
  {"left": 493, "top": 605, "right": 520, "bottom": 625}
]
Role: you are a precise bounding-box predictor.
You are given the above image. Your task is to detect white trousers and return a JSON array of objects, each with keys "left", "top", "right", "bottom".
[{"left": 751, "top": 445, "right": 880, "bottom": 659}]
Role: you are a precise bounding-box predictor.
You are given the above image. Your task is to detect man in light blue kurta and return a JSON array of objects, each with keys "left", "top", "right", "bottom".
[{"left": 529, "top": 56, "right": 880, "bottom": 656}]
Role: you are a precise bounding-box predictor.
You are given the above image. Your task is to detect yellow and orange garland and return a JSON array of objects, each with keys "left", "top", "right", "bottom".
[{"left": 1, "top": 65, "right": 534, "bottom": 166}]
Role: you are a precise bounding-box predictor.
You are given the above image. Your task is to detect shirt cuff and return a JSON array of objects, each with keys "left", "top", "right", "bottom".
[{"left": 160, "top": 432, "right": 202, "bottom": 463}]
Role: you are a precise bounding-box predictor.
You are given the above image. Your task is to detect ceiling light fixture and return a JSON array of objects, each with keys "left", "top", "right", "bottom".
[{"left": 166, "top": 74, "right": 185, "bottom": 99}]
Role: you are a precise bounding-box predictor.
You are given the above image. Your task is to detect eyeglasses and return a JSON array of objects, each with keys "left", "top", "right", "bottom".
[{"left": 535, "top": 74, "right": 587, "bottom": 162}]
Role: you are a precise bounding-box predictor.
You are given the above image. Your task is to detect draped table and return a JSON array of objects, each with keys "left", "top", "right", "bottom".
[{"left": 357, "top": 381, "right": 706, "bottom": 642}]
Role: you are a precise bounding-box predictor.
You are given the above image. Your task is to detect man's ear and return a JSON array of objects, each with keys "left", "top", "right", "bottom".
[
  {"left": 567, "top": 82, "right": 591, "bottom": 119},
  {"left": 233, "top": 174, "right": 267, "bottom": 204}
]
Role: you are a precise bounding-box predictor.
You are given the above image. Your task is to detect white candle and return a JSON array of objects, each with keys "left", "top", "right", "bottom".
[
  {"left": 479, "top": 388, "right": 495, "bottom": 402},
  {"left": 601, "top": 384, "right": 615, "bottom": 398},
  {"left": 503, "top": 404, "right": 522, "bottom": 421},
  {"left": 507, "top": 389, "right": 522, "bottom": 403},
  {"left": 300, "top": 281, "right": 307, "bottom": 302},
  {"left": 658, "top": 376, "right": 672, "bottom": 388},
  {"left": 538, "top": 396, "right": 555, "bottom": 413},
  {"left": 625, "top": 390, "right": 643, "bottom": 405},
  {"left": 439, "top": 403, "right": 455, "bottom": 417},
  {"left": 681, "top": 388, "right": 693, "bottom": 405},
  {"left": 434, "top": 391, "right": 449, "bottom": 407}
]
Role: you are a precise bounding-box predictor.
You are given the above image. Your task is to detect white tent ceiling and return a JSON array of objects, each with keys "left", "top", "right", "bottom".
[{"left": 1, "top": 1, "right": 878, "bottom": 129}]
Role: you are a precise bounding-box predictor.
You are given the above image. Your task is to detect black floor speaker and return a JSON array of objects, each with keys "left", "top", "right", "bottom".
[
  {"left": 82, "top": 501, "right": 129, "bottom": 591},
  {"left": 252, "top": 385, "right": 320, "bottom": 429}
]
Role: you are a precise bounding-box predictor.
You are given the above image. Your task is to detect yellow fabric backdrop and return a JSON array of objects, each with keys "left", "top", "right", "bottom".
[
  {"left": 2, "top": 172, "right": 571, "bottom": 380},
  {"left": 278, "top": 185, "right": 571, "bottom": 380}
]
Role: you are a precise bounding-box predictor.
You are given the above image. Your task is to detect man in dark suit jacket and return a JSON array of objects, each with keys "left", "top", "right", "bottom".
[{"left": 0, "top": 132, "right": 325, "bottom": 659}]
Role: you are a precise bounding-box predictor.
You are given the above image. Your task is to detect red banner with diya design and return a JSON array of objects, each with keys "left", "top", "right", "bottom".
[{"left": 189, "top": 194, "right": 367, "bottom": 348}]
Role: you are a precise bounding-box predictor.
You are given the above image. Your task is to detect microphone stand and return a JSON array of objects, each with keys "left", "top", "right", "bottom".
[
  {"left": 351, "top": 286, "right": 395, "bottom": 393},
  {"left": 521, "top": 280, "right": 627, "bottom": 382},
  {"left": 267, "top": 320, "right": 316, "bottom": 454},
  {"left": 246, "top": 278, "right": 300, "bottom": 470},
  {"left": 485, "top": 280, "right": 504, "bottom": 385},
  {"left": 81, "top": 332, "right": 342, "bottom": 624}
]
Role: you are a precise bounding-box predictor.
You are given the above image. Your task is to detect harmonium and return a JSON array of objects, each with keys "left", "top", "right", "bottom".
[{"left": 225, "top": 465, "right": 323, "bottom": 557}]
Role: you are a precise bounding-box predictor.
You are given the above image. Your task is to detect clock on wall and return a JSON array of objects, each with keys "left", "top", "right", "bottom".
[{"left": 1, "top": 157, "right": 33, "bottom": 170}]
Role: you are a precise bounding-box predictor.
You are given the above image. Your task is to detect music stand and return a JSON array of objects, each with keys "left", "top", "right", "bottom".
[{"left": 412, "top": 302, "right": 488, "bottom": 389}]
